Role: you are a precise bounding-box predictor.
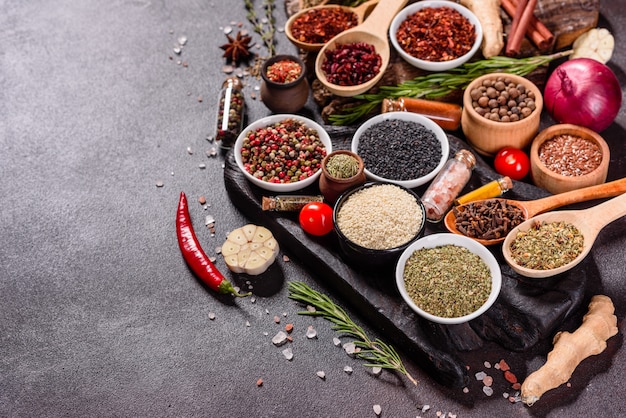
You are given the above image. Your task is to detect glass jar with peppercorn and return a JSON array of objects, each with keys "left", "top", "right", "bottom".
[
  {"left": 215, "top": 77, "right": 245, "bottom": 149},
  {"left": 260, "top": 54, "right": 309, "bottom": 113}
]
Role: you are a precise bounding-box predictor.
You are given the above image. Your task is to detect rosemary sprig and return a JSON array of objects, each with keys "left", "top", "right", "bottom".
[
  {"left": 288, "top": 281, "right": 418, "bottom": 386},
  {"left": 244, "top": 0, "right": 276, "bottom": 57},
  {"left": 328, "top": 50, "right": 573, "bottom": 125}
]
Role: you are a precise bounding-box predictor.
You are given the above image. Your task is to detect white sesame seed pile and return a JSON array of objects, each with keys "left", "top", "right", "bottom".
[{"left": 336, "top": 184, "right": 423, "bottom": 250}]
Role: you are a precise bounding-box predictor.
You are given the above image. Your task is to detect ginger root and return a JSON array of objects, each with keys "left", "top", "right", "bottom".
[
  {"left": 521, "top": 295, "right": 618, "bottom": 406},
  {"left": 460, "top": 0, "right": 504, "bottom": 58}
]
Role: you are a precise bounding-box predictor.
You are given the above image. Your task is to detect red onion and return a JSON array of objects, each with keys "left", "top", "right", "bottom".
[{"left": 543, "top": 58, "right": 622, "bottom": 132}]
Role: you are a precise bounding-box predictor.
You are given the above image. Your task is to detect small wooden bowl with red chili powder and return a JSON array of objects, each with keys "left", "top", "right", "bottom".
[{"left": 530, "top": 124, "right": 610, "bottom": 194}]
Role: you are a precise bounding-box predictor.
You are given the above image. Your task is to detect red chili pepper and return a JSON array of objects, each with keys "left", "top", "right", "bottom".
[{"left": 176, "top": 192, "right": 250, "bottom": 297}]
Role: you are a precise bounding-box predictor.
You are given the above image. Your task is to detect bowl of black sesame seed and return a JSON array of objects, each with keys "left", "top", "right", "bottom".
[
  {"left": 333, "top": 182, "right": 426, "bottom": 268},
  {"left": 395, "top": 233, "right": 501, "bottom": 324},
  {"left": 234, "top": 114, "right": 332, "bottom": 192},
  {"left": 352, "top": 112, "right": 449, "bottom": 189}
]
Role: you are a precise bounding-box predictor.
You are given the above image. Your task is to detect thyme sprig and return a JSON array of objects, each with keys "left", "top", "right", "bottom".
[
  {"left": 244, "top": 0, "right": 276, "bottom": 57},
  {"left": 328, "top": 50, "right": 573, "bottom": 125},
  {"left": 288, "top": 281, "right": 417, "bottom": 386}
]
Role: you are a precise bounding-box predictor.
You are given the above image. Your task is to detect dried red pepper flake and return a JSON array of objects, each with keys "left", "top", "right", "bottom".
[
  {"left": 321, "top": 42, "right": 381, "bottom": 86},
  {"left": 265, "top": 59, "right": 302, "bottom": 84},
  {"left": 396, "top": 6, "right": 476, "bottom": 62},
  {"left": 504, "top": 370, "right": 518, "bottom": 384},
  {"left": 290, "top": 7, "right": 358, "bottom": 44}
]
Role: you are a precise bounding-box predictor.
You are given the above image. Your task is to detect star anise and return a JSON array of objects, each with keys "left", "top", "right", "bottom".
[{"left": 220, "top": 31, "right": 253, "bottom": 64}]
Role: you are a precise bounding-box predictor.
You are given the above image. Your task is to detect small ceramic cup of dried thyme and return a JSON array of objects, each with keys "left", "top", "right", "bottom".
[{"left": 319, "top": 150, "right": 366, "bottom": 204}]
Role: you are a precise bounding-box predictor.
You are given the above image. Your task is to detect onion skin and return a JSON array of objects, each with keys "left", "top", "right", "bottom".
[{"left": 544, "top": 58, "right": 622, "bottom": 132}]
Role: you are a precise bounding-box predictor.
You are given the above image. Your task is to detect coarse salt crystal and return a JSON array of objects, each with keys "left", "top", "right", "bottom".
[
  {"left": 343, "top": 366, "right": 353, "bottom": 375},
  {"left": 343, "top": 342, "right": 357, "bottom": 356},
  {"left": 316, "top": 371, "right": 326, "bottom": 380},
  {"left": 306, "top": 325, "right": 317, "bottom": 339},
  {"left": 272, "top": 331, "right": 288, "bottom": 346},
  {"left": 282, "top": 347, "right": 293, "bottom": 361},
  {"left": 373, "top": 405, "right": 382, "bottom": 416}
]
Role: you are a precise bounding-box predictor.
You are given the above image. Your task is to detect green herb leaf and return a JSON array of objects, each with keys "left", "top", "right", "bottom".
[
  {"left": 288, "top": 281, "right": 418, "bottom": 386},
  {"left": 328, "top": 50, "right": 573, "bottom": 125}
]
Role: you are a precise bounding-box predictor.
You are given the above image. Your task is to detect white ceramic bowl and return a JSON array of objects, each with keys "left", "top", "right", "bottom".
[
  {"left": 395, "top": 233, "right": 502, "bottom": 325},
  {"left": 351, "top": 112, "right": 449, "bottom": 188},
  {"left": 234, "top": 114, "right": 332, "bottom": 192},
  {"left": 389, "top": 1, "right": 483, "bottom": 72}
]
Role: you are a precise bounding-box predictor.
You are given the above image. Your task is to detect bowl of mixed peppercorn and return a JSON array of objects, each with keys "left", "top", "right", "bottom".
[
  {"left": 395, "top": 233, "right": 502, "bottom": 325},
  {"left": 234, "top": 115, "right": 332, "bottom": 192},
  {"left": 389, "top": 1, "right": 483, "bottom": 72}
]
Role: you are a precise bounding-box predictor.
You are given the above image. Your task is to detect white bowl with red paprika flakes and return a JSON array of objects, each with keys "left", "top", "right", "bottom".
[
  {"left": 234, "top": 114, "right": 332, "bottom": 192},
  {"left": 389, "top": 1, "right": 483, "bottom": 72}
]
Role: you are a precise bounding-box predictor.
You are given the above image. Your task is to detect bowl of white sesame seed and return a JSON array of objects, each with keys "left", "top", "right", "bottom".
[{"left": 333, "top": 182, "right": 426, "bottom": 268}]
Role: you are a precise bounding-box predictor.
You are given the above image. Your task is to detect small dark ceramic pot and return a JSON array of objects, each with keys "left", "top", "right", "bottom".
[
  {"left": 260, "top": 54, "right": 309, "bottom": 113},
  {"left": 319, "top": 150, "right": 367, "bottom": 204},
  {"left": 333, "top": 182, "right": 426, "bottom": 269}
]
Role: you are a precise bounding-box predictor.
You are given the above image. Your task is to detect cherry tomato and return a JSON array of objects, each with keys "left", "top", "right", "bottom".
[
  {"left": 299, "top": 202, "right": 334, "bottom": 236},
  {"left": 493, "top": 147, "right": 530, "bottom": 181}
]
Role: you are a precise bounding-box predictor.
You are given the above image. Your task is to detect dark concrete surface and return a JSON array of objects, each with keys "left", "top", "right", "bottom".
[{"left": 1, "top": 1, "right": 624, "bottom": 417}]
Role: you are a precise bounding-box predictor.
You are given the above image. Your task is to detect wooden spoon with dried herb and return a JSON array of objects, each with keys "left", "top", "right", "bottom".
[
  {"left": 444, "top": 176, "right": 626, "bottom": 246},
  {"left": 502, "top": 192, "right": 626, "bottom": 278}
]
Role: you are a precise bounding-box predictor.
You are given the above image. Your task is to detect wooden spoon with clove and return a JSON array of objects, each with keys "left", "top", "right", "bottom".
[{"left": 443, "top": 177, "right": 626, "bottom": 246}]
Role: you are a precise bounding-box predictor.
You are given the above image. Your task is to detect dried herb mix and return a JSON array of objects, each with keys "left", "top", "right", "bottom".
[
  {"left": 403, "top": 245, "right": 492, "bottom": 318},
  {"left": 325, "top": 153, "right": 359, "bottom": 179},
  {"left": 509, "top": 221, "right": 584, "bottom": 270}
]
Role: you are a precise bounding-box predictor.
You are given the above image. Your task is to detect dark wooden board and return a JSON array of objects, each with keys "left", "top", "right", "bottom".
[{"left": 224, "top": 134, "right": 594, "bottom": 388}]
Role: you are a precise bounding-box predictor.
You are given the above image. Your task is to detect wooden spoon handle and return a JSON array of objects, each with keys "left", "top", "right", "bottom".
[
  {"left": 524, "top": 177, "right": 626, "bottom": 217},
  {"left": 358, "top": 0, "right": 408, "bottom": 37},
  {"left": 354, "top": 0, "right": 380, "bottom": 20},
  {"left": 583, "top": 191, "right": 626, "bottom": 232}
]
